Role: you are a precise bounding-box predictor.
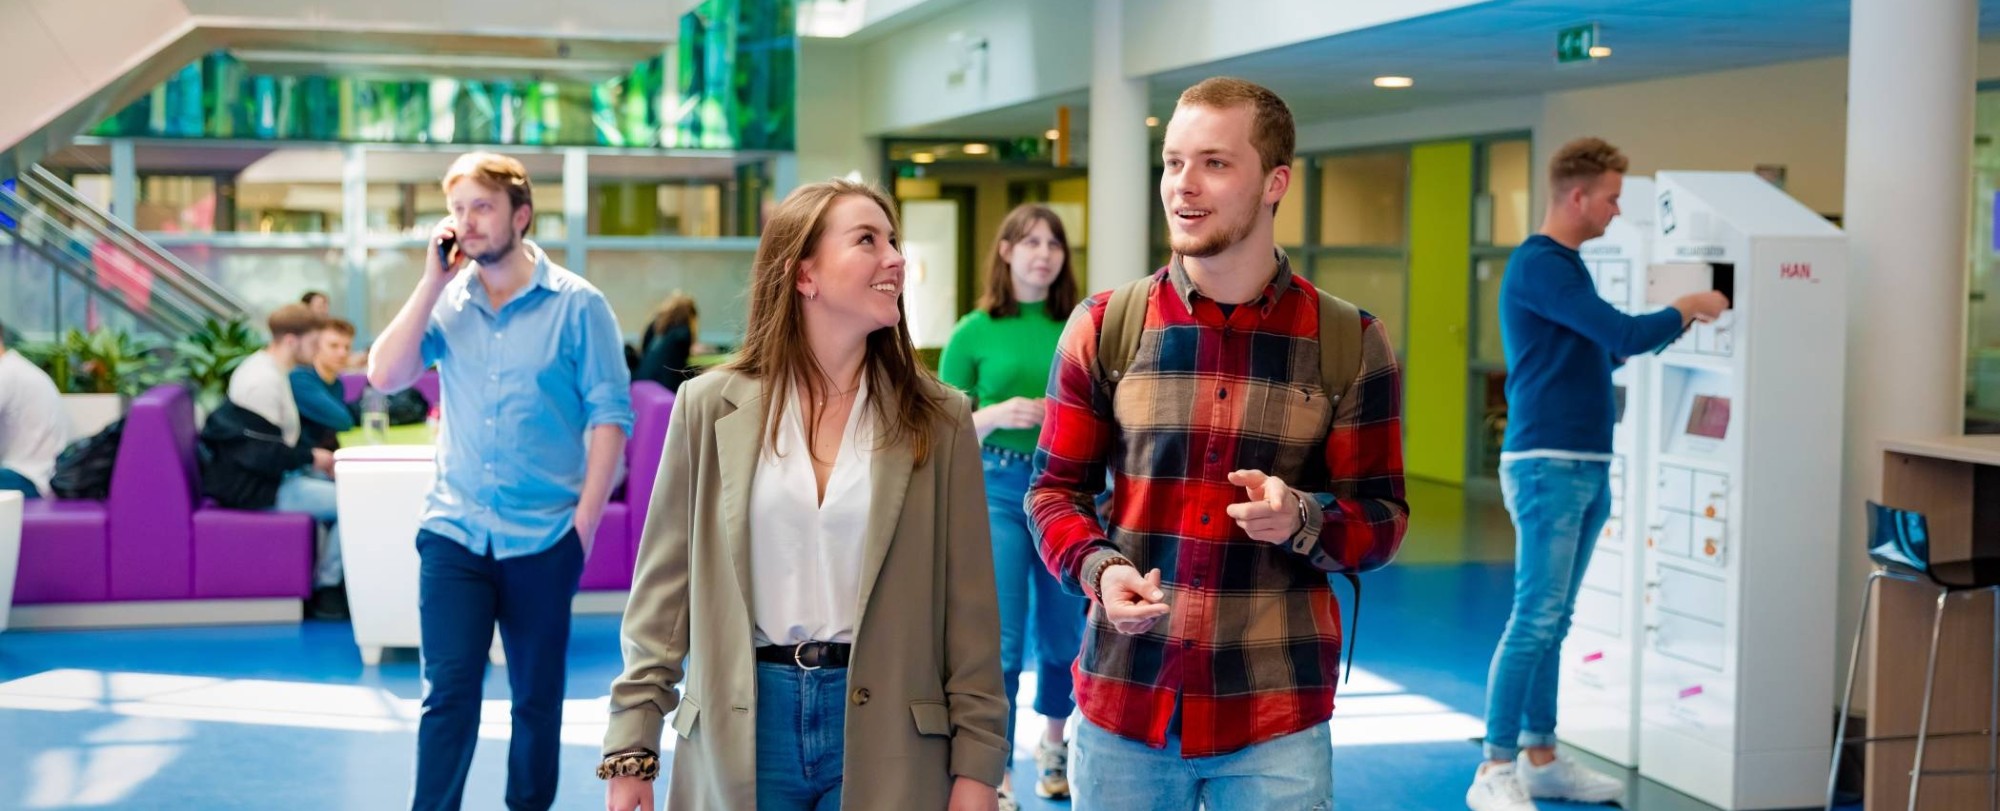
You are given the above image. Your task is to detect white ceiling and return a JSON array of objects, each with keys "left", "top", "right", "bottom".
[{"left": 894, "top": 0, "right": 2000, "bottom": 138}]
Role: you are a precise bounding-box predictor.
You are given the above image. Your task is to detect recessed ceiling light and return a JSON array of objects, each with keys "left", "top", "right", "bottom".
[
  {"left": 1045, "top": 128, "right": 1062, "bottom": 140},
  {"left": 1145, "top": 116, "right": 1160, "bottom": 127},
  {"left": 911, "top": 152, "right": 936, "bottom": 164},
  {"left": 1589, "top": 45, "right": 1612, "bottom": 58},
  {"left": 1373, "top": 76, "right": 1414, "bottom": 89},
  {"left": 962, "top": 143, "right": 991, "bottom": 155}
]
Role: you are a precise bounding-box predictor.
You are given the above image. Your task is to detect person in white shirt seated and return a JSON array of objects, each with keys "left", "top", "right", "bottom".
[
  {"left": 199, "top": 304, "right": 345, "bottom": 618},
  {"left": 0, "top": 320, "right": 69, "bottom": 499}
]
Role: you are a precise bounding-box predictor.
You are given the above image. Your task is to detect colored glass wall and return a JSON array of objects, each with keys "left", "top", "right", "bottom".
[{"left": 90, "top": 0, "right": 795, "bottom": 151}]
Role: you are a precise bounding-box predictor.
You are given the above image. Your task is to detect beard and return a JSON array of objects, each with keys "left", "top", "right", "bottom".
[
  {"left": 1168, "top": 206, "right": 1257, "bottom": 258},
  {"left": 469, "top": 230, "right": 520, "bottom": 266}
]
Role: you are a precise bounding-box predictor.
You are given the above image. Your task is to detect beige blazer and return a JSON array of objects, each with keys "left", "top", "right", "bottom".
[{"left": 604, "top": 368, "right": 1009, "bottom": 810}]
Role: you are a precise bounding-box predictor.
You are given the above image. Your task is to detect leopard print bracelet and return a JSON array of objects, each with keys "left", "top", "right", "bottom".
[{"left": 596, "top": 751, "right": 660, "bottom": 782}]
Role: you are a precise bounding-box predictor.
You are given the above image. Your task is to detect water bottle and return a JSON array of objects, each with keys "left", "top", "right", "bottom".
[{"left": 361, "top": 387, "right": 390, "bottom": 445}]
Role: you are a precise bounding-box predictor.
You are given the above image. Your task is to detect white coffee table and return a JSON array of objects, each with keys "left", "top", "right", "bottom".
[{"left": 334, "top": 445, "right": 502, "bottom": 666}]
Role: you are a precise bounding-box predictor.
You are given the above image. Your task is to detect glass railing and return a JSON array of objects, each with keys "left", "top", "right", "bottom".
[{"left": 0, "top": 171, "right": 237, "bottom": 338}]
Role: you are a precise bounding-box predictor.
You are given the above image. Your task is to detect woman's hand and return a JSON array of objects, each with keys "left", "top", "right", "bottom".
[
  {"left": 946, "top": 775, "right": 998, "bottom": 811},
  {"left": 605, "top": 776, "right": 654, "bottom": 811}
]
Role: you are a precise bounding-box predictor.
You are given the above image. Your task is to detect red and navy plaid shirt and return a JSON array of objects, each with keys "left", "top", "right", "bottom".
[{"left": 1027, "top": 253, "right": 1408, "bottom": 757}]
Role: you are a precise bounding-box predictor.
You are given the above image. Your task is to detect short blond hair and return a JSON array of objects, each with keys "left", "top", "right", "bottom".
[
  {"left": 1549, "top": 137, "right": 1629, "bottom": 194},
  {"left": 443, "top": 152, "right": 534, "bottom": 236},
  {"left": 1176, "top": 77, "right": 1295, "bottom": 173}
]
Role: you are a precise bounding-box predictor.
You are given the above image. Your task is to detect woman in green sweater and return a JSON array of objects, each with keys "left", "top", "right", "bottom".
[{"left": 939, "top": 204, "right": 1083, "bottom": 809}]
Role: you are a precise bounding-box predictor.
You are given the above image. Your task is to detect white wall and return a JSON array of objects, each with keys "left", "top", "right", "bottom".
[
  {"left": 1120, "top": 0, "right": 1484, "bottom": 78},
  {"left": 798, "top": 39, "right": 877, "bottom": 185},
  {"left": 857, "top": 0, "right": 1091, "bottom": 135},
  {"left": 1293, "top": 41, "right": 2000, "bottom": 221},
  {"left": 1537, "top": 57, "right": 1853, "bottom": 217}
]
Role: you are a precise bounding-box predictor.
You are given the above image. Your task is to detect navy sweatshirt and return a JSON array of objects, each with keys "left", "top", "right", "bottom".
[{"left": 1500, "top": 235, "right": 1685, "bottom": 455}]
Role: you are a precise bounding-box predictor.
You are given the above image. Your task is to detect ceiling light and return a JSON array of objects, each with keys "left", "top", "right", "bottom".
[
  {"left": 911, "top": 152, "right": 936, "bottom": 164},
  {"left": 1588, "top": 45, "right": 1612, "bottom": 58},
  {"left": 1045, "top": 129, "right": 1062, "bottom": 140},
  {"left": 962, "top": 143, "right": 991, "bottom": 155},
  {"left": 1373, "top": 76, "right": 1414, "bottom": 89},
  {"left": 1145, "top": 116, "right": 1160, "bottom": 127}
]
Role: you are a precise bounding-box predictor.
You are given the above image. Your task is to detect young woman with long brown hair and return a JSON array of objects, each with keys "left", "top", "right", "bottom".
[
  {"left": 937, "top": 203, "right": 1084, "bottom": 809},
  {"left": 600, "top": 179, "right": 1007, "bottom": 811}
]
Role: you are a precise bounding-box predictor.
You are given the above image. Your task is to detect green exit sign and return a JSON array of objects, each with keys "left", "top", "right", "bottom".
[{"left": 1557, "top": 23, "right": 1600, "bottom": 64}]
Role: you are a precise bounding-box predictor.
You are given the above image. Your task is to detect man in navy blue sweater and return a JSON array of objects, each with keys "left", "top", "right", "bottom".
[{"left": 1467, "top": 138, "right": 1727, "bottom": 811}]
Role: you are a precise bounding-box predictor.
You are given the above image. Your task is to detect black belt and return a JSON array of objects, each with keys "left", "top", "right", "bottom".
[{"left": 755, "top": 641, "right": 852, "bottom": 670}]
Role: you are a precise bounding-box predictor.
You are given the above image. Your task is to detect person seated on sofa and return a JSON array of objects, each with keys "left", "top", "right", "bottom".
[
  {"left": 292, "top": 317, "right": 358, "bottom": 453},
  {"left": 0, "top": 319, "right": 68, "bottom": 499},
  {"left": 201, "top": 304, "right": 347, "bottom": 619}
]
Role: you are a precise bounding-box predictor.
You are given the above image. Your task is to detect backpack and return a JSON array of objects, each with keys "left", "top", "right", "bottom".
[
  {"left": 50, "top": 419, "right": 125, "bottom": 500},
  {"left": 1091, "top": 274, "right": 1376, "bottom": 681}
]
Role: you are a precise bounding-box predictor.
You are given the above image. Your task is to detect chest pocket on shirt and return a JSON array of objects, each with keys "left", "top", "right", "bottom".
[{"left": 1244, "top": 381, "right": 1334, "bottom": 481}]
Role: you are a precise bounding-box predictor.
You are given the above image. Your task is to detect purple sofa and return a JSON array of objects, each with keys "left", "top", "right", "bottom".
[
  {"left": 339, "top": 369, "right": 440, "bottom": 409},
  {"left": 11, "top": 378, "right": 674, "bottom": 610},
  {"left": 14, "top": 385, "right": 316, "bottom": 606}
]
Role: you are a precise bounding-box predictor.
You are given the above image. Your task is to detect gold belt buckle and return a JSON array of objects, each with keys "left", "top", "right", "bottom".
[{"left": 793, "top": 642, "right": 822, "bottom": 671}]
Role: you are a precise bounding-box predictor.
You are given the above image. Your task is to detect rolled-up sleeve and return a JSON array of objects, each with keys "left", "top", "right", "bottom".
[{"left": 576, "top": 293, "right": 634, "bottom": 435}]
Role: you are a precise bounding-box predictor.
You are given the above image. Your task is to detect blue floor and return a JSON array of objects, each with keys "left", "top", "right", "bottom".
[{"left": 0, "top": 495, "right": 1854, "bottom": 810}]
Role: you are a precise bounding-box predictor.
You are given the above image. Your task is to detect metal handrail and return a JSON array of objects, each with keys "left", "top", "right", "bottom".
[
  {"left": 0, "top": 184, "right": 208, "bottom": 336},
  {"left": 19, "top": 165, "right": 247, "bottom": 318}
]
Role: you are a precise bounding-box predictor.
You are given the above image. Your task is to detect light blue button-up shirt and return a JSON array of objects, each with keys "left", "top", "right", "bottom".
[{"left": 418, "top": 242, "right": 633, "bottom": 559}]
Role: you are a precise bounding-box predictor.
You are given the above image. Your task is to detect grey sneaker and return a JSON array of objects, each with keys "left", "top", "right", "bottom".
[
  {"left": 1517, "top": 753, "right": 1623, "bottom": 803},
  {"left": 997, "top": 786, "right": 1020, "bottom": 811},
  {"left": 1467, "top": 763, "right": 1539, "bottom": 811},
  {"left": 1035, "top": 738, "right": 1071, "bottom": 799}
]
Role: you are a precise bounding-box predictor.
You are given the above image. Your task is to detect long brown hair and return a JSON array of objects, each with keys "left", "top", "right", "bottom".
[
  {"left": 979, "top": 204, "right": 1080, "bottom": 319},
  {"left": 727, "top": 180, "right": 951, "bottom": 465},
  {"left": 648, "top": 292, "right": 698, "bottom": 338}
]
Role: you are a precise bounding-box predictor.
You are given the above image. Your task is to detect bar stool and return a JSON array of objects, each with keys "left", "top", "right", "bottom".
[{"left": 1827, "top": 501, "right": 2000, "bottom": 810}]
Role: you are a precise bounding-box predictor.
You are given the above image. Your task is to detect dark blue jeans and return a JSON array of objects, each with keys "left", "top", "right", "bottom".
[
  {"left": 410, "top": 529, "right": 584, "bottom": 811},
  {"left": 0, "top": 468, "right": 41, "bottom": 499}
]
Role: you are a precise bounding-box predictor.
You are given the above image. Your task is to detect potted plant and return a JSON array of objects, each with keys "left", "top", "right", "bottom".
[
  {"left": 19, "top": 327, "right": 170, "bottom": 437},
  {"left": 171, "top": 317, "right": 264, "bottom": 418}
]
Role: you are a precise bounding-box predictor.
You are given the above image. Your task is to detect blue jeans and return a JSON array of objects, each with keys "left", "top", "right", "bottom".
[
  {"left": 1482, "top": 457, "right": 1612, "bottom": 761},
  {"left": 755, "top": 662, "right": 850, "bottom": 811},
  {"left": 1071, "top": 718, "right": 1333, "bottom": 810},
  {"left": 984, "top": 446, "right": 1085, "bottom": 746},
  {"left": 0, "top": 468, "right": 40, "bottom": 499},
  {"left": 275, "top": 469, "right": 342, "bottom": 588},
  {"left": 411, "top": 530, "right": 584, "bottom": 811}
]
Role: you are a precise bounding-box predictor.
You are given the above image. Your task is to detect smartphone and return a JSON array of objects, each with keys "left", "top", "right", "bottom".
[{"left": 437, "top": 235, "right": 457, "bottom": 269}]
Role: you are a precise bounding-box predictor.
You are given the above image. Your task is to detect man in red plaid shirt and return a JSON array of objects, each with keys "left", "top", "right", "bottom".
[{"left": 1027, "top": 77, "right": 1408, "bottom": 809}]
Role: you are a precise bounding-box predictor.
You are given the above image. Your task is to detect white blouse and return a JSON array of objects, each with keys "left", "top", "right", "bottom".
[{"left": 747, "top": 380, "right": 876, "bottom": 647}]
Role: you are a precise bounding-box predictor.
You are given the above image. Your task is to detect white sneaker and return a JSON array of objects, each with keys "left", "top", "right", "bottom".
[
  {"left": 1516, "top": 753, "right": 1624, "bottom": 803},
  {"left": 1467, "top": 763, "right": 1539, "bottom": 811}
]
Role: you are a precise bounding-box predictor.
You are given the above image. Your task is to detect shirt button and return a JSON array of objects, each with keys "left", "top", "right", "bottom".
[
  {"left": 1207, "top": 450, "right": 1219, "bottom": 463},
  {"left": 1193, "top": 577, "right": 1204, "bottom": 588},
  {"left": 1217, "top": 389, "right": 1228, "bottom": 400},
  {"left": 1182, "top": 639, "right": 1194, "bottom": 649},
  {"left": 852, "top": 688, "right": 871, "bottom": 705},
  {"left": 495, "top": 332, "right": 503, "bottom": 339},
  {"left": 1199, "top": 514, "right": 1209, "bottom": 525}
]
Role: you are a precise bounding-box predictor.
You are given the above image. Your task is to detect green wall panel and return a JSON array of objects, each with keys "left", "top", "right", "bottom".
[{"left": 1405, "top": 142, "right": 1473, "bottom": 485}]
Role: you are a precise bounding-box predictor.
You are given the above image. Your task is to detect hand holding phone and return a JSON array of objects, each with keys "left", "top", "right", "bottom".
[{"left": 429, "top": 217, "right": 461, "bottom": 278}]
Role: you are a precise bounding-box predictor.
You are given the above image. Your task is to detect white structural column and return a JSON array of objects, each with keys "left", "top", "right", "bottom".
[
  {"left": 1086, "top": 0, "right": 1151, "bottom": 293},
  {"left": 1837, "top": 0, "right": 1977, "bottom": 687}
]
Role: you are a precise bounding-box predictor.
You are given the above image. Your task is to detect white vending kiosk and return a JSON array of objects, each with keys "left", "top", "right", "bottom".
[
  {"left": 1637, "top": 171, "right": 1845, "bottom": 809},
  {"left": 1559, "top": 176, "right": 1655, "bottom": 768}
]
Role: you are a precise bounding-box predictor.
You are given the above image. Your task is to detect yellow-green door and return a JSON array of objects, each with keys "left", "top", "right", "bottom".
[{"left": 1404, "top": 142, "right": 1473, "bottom": 485}]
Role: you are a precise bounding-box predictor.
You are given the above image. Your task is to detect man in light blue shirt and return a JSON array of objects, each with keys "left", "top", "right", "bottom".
[{"left": 370, "top": 151, "right": 632, "bottom": 811}]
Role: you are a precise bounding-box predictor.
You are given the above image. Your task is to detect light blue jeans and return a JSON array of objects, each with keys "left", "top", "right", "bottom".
[
  {"left": 984, "top": 446, "right": 1085, "bottom": 748},
  {"left": 1482, "top": 456, "right": 1613, "bottom": 761},
  {"left": 755, "top": 662, "right": 849, "bottom": 811},
  {"left": 275, "top": 469, "right": 343, "bottom": 588},
  {"left": 1071, "top": 718, "right": 1333, "bottom": 811}
]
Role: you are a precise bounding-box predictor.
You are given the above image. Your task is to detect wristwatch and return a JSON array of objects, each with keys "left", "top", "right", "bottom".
[{"left": 1289, "top": 489, "right": 1313, "bottom": 546}]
